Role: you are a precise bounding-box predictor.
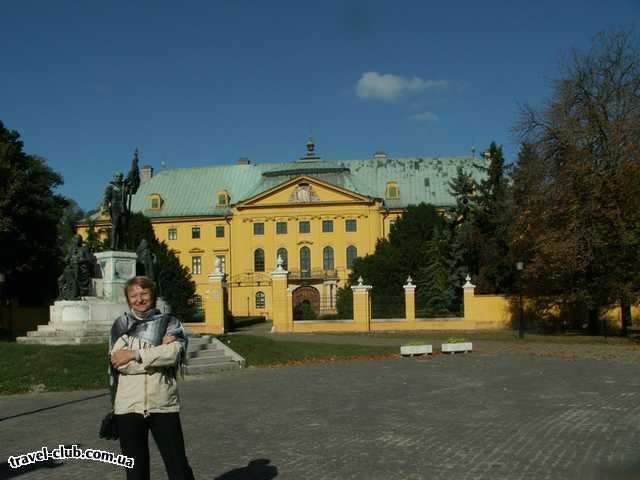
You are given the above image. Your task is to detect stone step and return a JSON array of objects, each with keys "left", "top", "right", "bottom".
[
  {"left": 17, "top": 336, "right": 107, "bottom": 345},
  {"left": 185, "top": 362, "right": 241, "bottom": 375},
  {"left": 187, "top": 354, "right": 235, "bottom": 366},
  {"left": 47, "top": 321, "right": 113, "bottom": 330},
  {"left": 188, "top": 350, "right": 228, "bottom": 361}
]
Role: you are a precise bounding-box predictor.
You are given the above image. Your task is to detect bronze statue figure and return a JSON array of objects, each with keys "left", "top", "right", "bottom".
[
  {"left": 102, "top": 150, "right": 141, "bottom": 250},
  {"left": 136, "top": 239, "right": 157, "bottom": 282},
  {"left": 58, "top": 235, "right": 95, "bottom": 300}
]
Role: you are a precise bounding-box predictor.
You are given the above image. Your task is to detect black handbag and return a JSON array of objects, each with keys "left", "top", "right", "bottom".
[{"left": 99, "top": 411, "right": 119, "bottom": 441}]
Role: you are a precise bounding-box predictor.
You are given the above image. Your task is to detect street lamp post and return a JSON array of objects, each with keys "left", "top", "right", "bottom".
[{"left": 516, "top": 262, "right": 524, "bottom": 339}]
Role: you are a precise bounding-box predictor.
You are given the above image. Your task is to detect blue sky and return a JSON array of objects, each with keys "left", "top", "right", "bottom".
[{"left": 1, "top": 1, "right": 637, "bottom": 210}]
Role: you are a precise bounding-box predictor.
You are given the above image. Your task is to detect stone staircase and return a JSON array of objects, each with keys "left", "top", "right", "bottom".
[
  {"left": 17, "top": 320, "right": 113, "bottom": 345},
  {"left": 185, "top": 335, "right": 245, "bottom": 374}
]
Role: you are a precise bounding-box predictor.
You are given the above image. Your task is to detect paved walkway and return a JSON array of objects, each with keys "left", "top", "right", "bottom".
[{"left": 2, "top": 352, "right": 640, "bottom": 479}]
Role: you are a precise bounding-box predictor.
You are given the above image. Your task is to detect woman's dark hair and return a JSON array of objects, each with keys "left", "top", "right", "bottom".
[{"left": 124, "top": 276, "right": 157, "bottom": 307}]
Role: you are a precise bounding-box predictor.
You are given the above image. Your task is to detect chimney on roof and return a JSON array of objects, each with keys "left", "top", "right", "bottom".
[
  {"left": 140, "top": 165, "right": 154, "bottom": 183},
  {"left": 236, "top": 157, "right": 251, "bottom": 165},
  {"left": 373, "top": 151, "right": 388, "bottom": 160}
]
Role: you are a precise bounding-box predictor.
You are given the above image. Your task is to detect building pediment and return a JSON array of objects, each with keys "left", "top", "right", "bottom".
[{"left": 235, "top": 175, "right": 372, "bottom": 209}]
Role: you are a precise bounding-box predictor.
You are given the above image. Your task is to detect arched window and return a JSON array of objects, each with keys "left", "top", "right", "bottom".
[
  {"left": 346, "top": 245, "right": 357, "bottom": 269},
  {"left": 385, "top": 181, "right": 400, "bottom": 200},
  {"left": 255, "top": 291, "right": 265, "bottom": 309},
  {"left": 254, "top": 248, "right": 265, "bottom": 272},
  {"left": 323, "top": 246, "right": 334, "bottom": 271},
  {"left": 300, "top": 247, "right": 311, "bottom": 278},
  {"left": 277, "top": 248, "right": 288, "bottom": 270}
]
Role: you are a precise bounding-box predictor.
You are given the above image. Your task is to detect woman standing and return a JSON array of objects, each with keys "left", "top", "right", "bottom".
[{"left": 109, "top": 276, "right": 195, "bottom": 480}]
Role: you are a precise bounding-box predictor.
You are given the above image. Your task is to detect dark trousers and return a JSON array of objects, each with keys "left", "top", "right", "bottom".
[{"left": 116, "top": 412, "right": 195, "bottom": 480}]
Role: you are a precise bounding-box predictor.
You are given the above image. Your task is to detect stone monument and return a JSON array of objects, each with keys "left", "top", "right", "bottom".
[{"left": 18, "top": 151, "right": 167, "bottom": 345}]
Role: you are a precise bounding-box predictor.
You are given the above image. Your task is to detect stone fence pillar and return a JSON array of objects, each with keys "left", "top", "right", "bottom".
[
  {"left": 462, "top": 274, "right": 476, "bottom": 323},
  {"left": 270, "top": 256, "right": 290, "bottom": 332},
  {"left": 205, "top": 268, "right": 225, "bottom": 334},
  {"left": 351, "top": 276, "right": 372, "bottom": 332},
  {"left": 404, "top": 276, "right": 416, "bottom": 322}
]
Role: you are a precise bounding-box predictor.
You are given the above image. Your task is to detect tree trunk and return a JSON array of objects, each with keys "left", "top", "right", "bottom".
[
  {"left": 587, "top": 307, "right": 600, "bottom": 335},
  {"left": 621, "top": 295, "right": 632, "bottom": 337}
]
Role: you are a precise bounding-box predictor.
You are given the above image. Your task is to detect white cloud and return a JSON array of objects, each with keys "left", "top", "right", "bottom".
[
  {"left": 355, "top": 72, "right": 447, "bottom": 102},
  {"left": 410, "top": 111, "right": 439, "bottom": 123}
]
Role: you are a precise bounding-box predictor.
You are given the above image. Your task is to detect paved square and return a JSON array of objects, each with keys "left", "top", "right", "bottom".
[{"left": 2, "top": 353, "right": 640, "bottom": 479}]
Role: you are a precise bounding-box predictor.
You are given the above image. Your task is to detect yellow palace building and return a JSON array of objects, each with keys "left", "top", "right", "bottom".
[{"left": 82, "top": 140, "right": 488, "bottom": 320}]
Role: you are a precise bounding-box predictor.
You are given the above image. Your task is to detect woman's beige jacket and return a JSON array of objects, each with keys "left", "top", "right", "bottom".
[{"left": 110, "top": 335, "right": 183, "bottom": 415}]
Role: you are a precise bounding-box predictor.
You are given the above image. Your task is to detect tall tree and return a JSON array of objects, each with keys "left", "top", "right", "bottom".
[
  {"left": 416, "top": 228, "right": 455, "bottom": 315},
  {"left": 0, "top": 121, "right": 67, "bottom": 305},
  {"left": 514, "top": 27, "right": 640, "bottom": 333},
  {"left": 449, "top": 143, "right": 514, "bottom": 295}
]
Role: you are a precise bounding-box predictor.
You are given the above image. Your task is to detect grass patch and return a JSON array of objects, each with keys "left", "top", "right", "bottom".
[
  {"left": 0, "top": 342, "right": 108, "bottom": 395},
  {"left": 220, "top": 335, "right": 397, "bottom": 366}
]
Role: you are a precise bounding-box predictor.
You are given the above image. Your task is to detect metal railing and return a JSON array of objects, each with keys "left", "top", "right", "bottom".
[{"left": 288, "top": 268, "right": 340, "bottom": 281}]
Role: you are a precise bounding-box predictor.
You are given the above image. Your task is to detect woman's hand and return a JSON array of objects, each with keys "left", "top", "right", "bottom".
[
  {"left": 110, "top": 350, "right": 137, "bottom": 368},
  {"left": 162, "top": 335, "right": 176, "bottom": 345}
]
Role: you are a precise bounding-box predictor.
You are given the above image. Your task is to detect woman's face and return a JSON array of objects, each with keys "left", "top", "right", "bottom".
[{"left": 127, "top": 285, "right": 154, "bottom": 313}]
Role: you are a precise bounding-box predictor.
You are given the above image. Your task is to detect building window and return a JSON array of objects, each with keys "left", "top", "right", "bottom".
[
  {"left": 215, "top": 226, "right": 225, "bottom": 238},
  {"left": 299, "top": 220, "right": 310, "bottom": 234},
  {"left": 385, "top": 181, "right": 400, "bottom": 200},
  {"left": 300, "top": 247, "right": 311, "bottom": 277},
  {"left": 168, "top": 228, "right": 177, "bottom": 240},
  {"left": 215, "top": 255, "right": 226, "bottom": 273},
  {"left": 322, "top": 220, "right": 333, "bottom": 232},
  {"left": 276, "top": 221, "right": 287, "bottom": 234},
  {"left": 192, "top": 226, "right": 201, "bottom": 239},
  {"left": 277, "top": 247, "right": 288, "bottom": 270},
  {"left": 346, "top": 246, "right": 357, "bottom": 269},
  {"left": 192, "top": 294, "right": 203, "bottom": 312},
  {"left": 217, "top": 190, "right": 230, "bottom": 206},
  {"left": 254, "top": 248, "right": 265, "bottom": 272},
  {"left": 255, "top": 291, "right": 266, "bottom": 309},
  {"left": 253, "top": 222, "right": 264, "bottom": 235},
  {"left": 192, "top": 256, "right": 202, "bottom": 275},
  {"left": 323, "top": 246, "right": 334, "bottom": 271},
  {"left": 345, "top": 219, "right": 357, "bottom": 232}
]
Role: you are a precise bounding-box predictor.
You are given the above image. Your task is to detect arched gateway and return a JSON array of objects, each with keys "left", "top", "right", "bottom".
[{"left": 292, "top": 285, "right": 320, "bottom": 317}]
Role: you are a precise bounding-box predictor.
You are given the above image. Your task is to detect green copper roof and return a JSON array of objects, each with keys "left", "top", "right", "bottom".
[{"left": 130, "top": 156, "right": 488, "bottom": 218}]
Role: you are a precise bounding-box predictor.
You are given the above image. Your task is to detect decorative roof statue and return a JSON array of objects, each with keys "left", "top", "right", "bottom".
[{"left": 102, "top": 150, "right": 141, "bottom": 250}]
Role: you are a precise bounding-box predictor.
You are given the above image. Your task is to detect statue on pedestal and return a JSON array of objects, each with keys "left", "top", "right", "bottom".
[
  {"left": 57, "top": 235, "right": 95, "bottom": 300},
  {"left": 136, "top": 239, "right": 157, "bottom": 282},
  {"left": 102, "top": 150, "right": 141, "bottom": 251}
]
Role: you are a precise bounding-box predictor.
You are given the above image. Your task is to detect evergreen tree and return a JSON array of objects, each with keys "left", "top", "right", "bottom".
[
  {"left": 448, "top": 166, "right": 477, "bottom": 224},
  {"left": 416, "top": 228, "right": 454, "bottom": 316},
  {"left": 450, "top": 142, "right": 515, "bottom": 293}
]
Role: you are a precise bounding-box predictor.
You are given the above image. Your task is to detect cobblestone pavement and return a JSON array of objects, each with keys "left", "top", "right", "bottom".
[{"left": 3, "top": 354, "right": 640, "bottom": 480}]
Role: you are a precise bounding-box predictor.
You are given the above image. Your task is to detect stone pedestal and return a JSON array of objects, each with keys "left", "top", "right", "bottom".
[
  {"left": 16, "top": 250, "right": 172, "bottom": 345},
  {"left": 95, "top": 251, "right": 138, "bottom": 302},
  {"left": 16, "top": 297, "right": 169, "bottom": 345}
]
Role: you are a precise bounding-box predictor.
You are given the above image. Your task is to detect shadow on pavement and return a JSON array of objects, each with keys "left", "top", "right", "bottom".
[
  {"left": 0, "top": 459, "right": 64, "bottom": 480},
  {"left": 214, "top": 458, "right": 278, "bottom": 479},
  {"left": 0, "top": 393, "right": 108, "bottom": 423}
]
